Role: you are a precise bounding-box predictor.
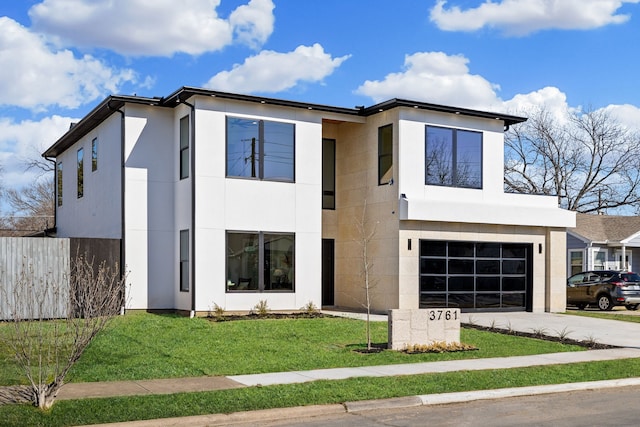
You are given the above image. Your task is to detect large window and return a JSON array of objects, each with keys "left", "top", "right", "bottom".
[
  {"left": 91, "top": 138, "right": 98, "bottom": 172},
  {"left": 226, "top": 231, "right": 295, "bottom": 292},
  {"left": 226, "top": 117, "right": 295, "bottom": 182},
  {"left": 179, "top": 115, "right": 189, "bottom": 179},
  {"left": 77, "top": 147, "right": 84, "bottom": 198},
  {"left": 425, "top": 126, "right": 482, "bottom": 189},
  {"left": 378, "top": 124, "right": 393, "bottom": 185},
  {"left": 180, "top": 230, "right": 189, "bottom": 292},
  {"left": 57, "top": 162, "right": 63, "bottom": 206},
  {"left": 419, "top": 240, "right": 531, "bottom": 311},
  {"left": 322, "top": 138, "right": 335, "bottom": 209}
]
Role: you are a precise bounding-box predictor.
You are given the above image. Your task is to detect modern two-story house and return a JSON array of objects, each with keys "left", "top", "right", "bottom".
[{"left": 43, "top": 86, "right": 575, "bottom": 314}]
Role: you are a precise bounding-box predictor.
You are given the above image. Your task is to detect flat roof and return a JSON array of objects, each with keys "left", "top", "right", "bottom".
[{"left": 43, "top": 86, "right": 527, "bottom": 157}]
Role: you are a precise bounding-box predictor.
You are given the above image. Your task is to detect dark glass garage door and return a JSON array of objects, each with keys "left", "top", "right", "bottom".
[{"left": 419, "top": 240, "right": 532, "bottom": 312}]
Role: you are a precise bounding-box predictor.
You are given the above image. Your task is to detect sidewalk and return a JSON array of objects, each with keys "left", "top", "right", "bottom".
[{"left": 56, "top": 347, "right": 640, "bottom": 401}]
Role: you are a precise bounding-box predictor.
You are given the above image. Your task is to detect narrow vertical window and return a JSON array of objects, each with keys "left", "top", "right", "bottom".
[
  {"left": 77, "top": 147, "right": 84, "bottom": 198},
  {"left": 180, "top": 230, "right": 189, "bottom": 292},
  {"left": 57, "top": 162, "right": 63, "bottom": 206},
  {"left": 322, "top": 138, "right": 335, "bottom": 209},
  {"left": 378, "top": 124, "right": 393, "bottom": 185},
  {"left": 91, "top": 138, "right": 98, "bottom": 171},
  {"left": 179, "top": 115, "right": 189, "bottom": 179}
]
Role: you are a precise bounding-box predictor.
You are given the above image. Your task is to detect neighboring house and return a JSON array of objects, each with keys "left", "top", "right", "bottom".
[
  {"left": 43, "top": 87, "right": 575, "bottom": 315},
  {"left": 567, "top": 213, "right": 640, "bottom": 275}
]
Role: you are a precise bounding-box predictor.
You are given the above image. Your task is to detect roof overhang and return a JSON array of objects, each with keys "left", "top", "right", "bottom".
[{"left": 43, "top": 87, "right": 528, "bottom": 158}]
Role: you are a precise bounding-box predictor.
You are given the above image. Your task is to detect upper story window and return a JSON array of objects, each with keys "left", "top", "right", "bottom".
[
  {"left": 425, "top": 125, "right": 482, "bottom": 189},
  {"left": 91, "top": 137, "right": 98, "bottom": 172},
  {"left": 226, "top": 117, "right": 295, "bottom": 182},
  {"left": 179, "top": 115, "right": 189, "bottom": 179},
  {"left": 378, "top": 124, "right": 393, "bottom": 185},
  {"left": 57, "top": 162, "right": 63, "bottom": 206},
  {"left": 322, "top": 138, "right": 335, "bottom": 209},
  {"left": 77, "top": 147, "right": 84, "bottom": 198}
]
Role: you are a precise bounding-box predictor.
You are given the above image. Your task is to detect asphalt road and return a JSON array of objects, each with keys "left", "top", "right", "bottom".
[{"left": 221, "top": 385, "right": 640, "bottom": 427}]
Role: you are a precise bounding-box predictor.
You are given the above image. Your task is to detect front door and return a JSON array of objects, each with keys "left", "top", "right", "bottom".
[{"left": 322, "top": 239, "right": 335, "bottom": 306}]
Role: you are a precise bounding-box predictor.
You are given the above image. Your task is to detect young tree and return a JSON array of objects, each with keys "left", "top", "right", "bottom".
[
  {"left": 504, "top": 106, "right": 640, "bottom": 214},
  {"left": 354, "top": 201, "right": 378, "bottom": 351},
  {"left": 0, "top": 255, "right": 126, "bottom": 410}
]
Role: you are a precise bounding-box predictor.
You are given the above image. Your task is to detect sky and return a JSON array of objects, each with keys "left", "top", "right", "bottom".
[{"left": 1, "top": 0, "right": 640, "bottom": 207}]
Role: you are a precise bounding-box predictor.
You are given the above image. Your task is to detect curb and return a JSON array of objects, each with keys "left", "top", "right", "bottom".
[
  {"left": 345, "top": 377, "right": 640, "bottom": 412},
  {"left": 82, "top": 378, "right": 640, "bottom": 426}
]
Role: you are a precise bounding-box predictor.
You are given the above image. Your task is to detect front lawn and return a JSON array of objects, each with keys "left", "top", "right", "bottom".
[
  {"left": 565, "top": 309, "right": 640, "bottom": 324},
  {"left": 1, "top": 311, "right": 583, "bottom": 385}
]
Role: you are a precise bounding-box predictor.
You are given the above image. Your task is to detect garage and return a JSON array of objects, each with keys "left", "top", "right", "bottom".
[{"left": 419, "top": 240, "right": 533, "bottom": 312}]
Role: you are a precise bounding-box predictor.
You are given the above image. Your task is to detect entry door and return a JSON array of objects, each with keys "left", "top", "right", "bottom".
[{"left": 322, "top": 239, "right": 335, "bottom": 306}]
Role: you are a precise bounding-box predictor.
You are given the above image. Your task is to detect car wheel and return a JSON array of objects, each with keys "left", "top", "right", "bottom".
[
  {"left": 626, "top": 304, "right": 639, "bottom": 311},
  {"left": 576, "top": 303, "right": 587, "bottom": 310},
  {"left": 597, "top": 294, "right": 613, "bottom": 311}
]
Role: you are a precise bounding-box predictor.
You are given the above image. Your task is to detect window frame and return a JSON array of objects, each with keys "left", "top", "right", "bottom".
[
  {"left": 378, "top": 124, "right": 393, "bottom": 185},
  {"left": 57, "top": 161, "right": 63, "bottom": 206},
  {"left": 322, "top": 138, "right": 336, "bottom": 209},
  {"left": 91, "top": 137, "right": 98, "bottom": 172},
  {"left": 179, "top": 115, "right": 190, "bottom": 180},
  {"left": 425, "top": 125, "right": 483, "bottom": 189},
  {"left": 226, "top": 230, "right": 295, "bottom": 293},
  {"left": 225, "top": 116, "right": 295, "bottom": 182},
  {"left": 77, "top": 147, "right": 84, "bottom": 199},
  {"left": 179, "top": 229, "right": 189, "bottom": 292}
]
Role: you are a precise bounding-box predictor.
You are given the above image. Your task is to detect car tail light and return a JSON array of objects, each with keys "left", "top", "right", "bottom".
[{"left": 611, "top": 281, "right": 626, "bottom": 287}]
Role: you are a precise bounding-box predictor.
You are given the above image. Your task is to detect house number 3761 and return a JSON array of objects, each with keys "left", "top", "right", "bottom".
[{"left": 428, "top": 309, "right": 458, "bottom": 321}]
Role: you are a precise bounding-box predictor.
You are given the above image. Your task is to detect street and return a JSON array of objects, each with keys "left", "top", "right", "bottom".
[{"left": 222, "top": 385, "right": 640, "bottom": 427}]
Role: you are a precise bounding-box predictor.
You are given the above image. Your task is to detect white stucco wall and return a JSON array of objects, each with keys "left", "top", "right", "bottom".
[
  {"left": 396, "top": 109, "right": 575, "bottom": 229},
  {"left": 55, "top": 114, "right": 122, "bottom": 239},
  {"left": 123, "top": 105, "right": 175, "bottom": 310},
  {"left": 182, "top": 97, "right": 327, "bottom": 312}
]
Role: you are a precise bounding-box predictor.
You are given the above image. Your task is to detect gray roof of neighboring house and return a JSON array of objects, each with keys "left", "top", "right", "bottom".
[
  {"left": 42, "top": 86, "right": 527, "bottom": 158},
  {"left": 570, "top": 213, "right": 640, "bottom": 243}
]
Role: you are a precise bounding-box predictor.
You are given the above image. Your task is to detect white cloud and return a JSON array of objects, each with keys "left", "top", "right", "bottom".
[
  {"left": 205, "top": 43, "right": 350, "bottom": 93},
  {"left": 602, "top": 104, "right": 640, "bottom": 131},
  {"left": 0, "top": 17, "right": 137, "bottom": 110},
  {"left": 29, "top": 0, "right": 275, "bottom": 56},
  {"left": 230, "top": 0, "right": 275, "bottom": 49},
  {"left": 0, "top": 115, "right": 75, "bottom": 191},
  {"left": 430, "top": 0, "right": 640, "bottom": 36},
  {"left": 355, "top": 52, "right": 502, "bottom": 110}
]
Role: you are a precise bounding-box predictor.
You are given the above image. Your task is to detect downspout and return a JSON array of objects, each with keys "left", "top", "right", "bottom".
[
  {"left": 180, "top": 98, "right": 197, "bottom": 318},
  {"left": 108, "top": 102, "right": 126, "bottom": 315}
]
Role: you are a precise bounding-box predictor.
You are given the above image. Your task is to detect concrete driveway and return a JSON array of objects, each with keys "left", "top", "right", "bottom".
[{"left": 461, "top": 309, "right": 640, "bottom": 348}]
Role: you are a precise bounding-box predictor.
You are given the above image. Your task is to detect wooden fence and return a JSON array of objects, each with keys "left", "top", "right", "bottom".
[{"left": 0, "top": 237, "right": 120, "bottom": 320}]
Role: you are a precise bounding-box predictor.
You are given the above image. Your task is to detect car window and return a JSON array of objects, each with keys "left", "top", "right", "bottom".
[
  {"left": 620, "top": 273, "right": 640, "bottom": 282},
  {"left": 568, "top": 274, "right": 586, "bottom": 285},
  {"left": 587, "top": 274, "right": 600, "bottom": 282}
]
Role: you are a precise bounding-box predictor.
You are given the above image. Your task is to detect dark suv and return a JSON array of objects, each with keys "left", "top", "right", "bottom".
[{"left": 567, "top": 270, "right": 640, "bottom": 311}]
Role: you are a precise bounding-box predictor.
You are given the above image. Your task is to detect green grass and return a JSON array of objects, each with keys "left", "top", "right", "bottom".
[
  {"left": 564, "top": 309, "right": 640, "bottom": 323},
  {"left": 2, "top": 358, "right": 640, "bottom": 427},
  {"left": 1, "top": 312, "right": 584, "bottom": 385}
]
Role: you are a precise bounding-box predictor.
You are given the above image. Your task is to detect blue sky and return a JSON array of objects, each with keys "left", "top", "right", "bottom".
[{"left": 1, "top": 0, "right": 640, "bottom": 202}]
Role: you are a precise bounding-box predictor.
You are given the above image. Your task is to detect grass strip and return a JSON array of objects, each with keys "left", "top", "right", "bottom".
[
  {"left": 2, "top": 358, "right": 640, "bottom": 427},
  {"left": 564, "top": 310, "right": 640, "bottom": 324}
]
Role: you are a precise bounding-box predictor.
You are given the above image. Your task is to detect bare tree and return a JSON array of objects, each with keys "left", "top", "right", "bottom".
[
  {"left": 1, "top": 178, "right": 54, "bottom": 236},
  {"left": 0, "top": 255, "right": 126, "bottom": 409},
  {"left": 354, "top": 201, "right": 378, "bottom": 351},
  {"left": 505, "top": 106, "right": 640, "bottom": 213}
]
